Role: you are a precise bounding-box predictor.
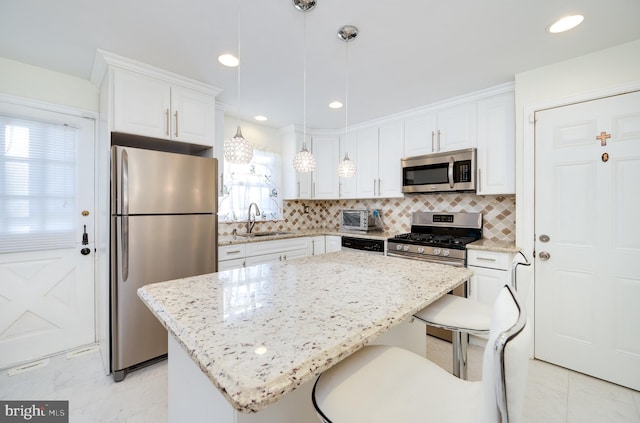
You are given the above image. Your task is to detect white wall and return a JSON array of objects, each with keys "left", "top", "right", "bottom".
[
  {"left": 514, "top": 38, "right": 640, "bottom": 349},
  {"left": 0, "top": 56, "right": 98, "bottom": 111},
  {"left": 223, "top": 114, "right": 282, "bottom": 153}
]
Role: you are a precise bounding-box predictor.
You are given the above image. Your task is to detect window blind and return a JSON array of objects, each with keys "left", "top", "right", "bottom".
[{"left": 0, "top": 114, "right": 77, "bottom": 253}]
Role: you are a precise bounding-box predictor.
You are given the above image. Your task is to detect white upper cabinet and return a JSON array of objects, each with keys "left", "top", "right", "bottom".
[
  {"left": 355, "top": 122, "right": 404, "bottom": 199},
  {"left": 312, "top": 135, "right": 340, "bottom": 199},
  {"left": 355, "top": 126, "right": 379, "bottom": 198},
  {"left": 378, "top": 121, "right": 404, "bottom": 197},
  {"left": 476, "top": 92, "right": 515, "bottom": 194},
  {"left": 339, "top": 132, "right": 358, "bottom": 199},
  {"left": 113, "top": 70, "right": 171, "bottom": 140},
  {"left": 403, "top": 112, "right": 437, "bottom": 157},
  {"left": 112, "top": 69, "right": 215, "bottom": 146},
  {"left": 170, "top": 86, "right": 216, "bottom": 145},
  {"left": 281, "top": 126, "right": 312, "bottom": 199},
  {"left": 404, "top": 101, "right": 477, "bottom": 156}
]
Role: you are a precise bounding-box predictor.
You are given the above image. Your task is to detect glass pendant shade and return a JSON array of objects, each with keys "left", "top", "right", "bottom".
[
  {"left": 224, "top": 126, "right": 253, "bottom": 164},
  {"left": 293, "top": 143, "right": 316, "bottom": 173},
  {"left": 337, "top": 152, "right": 356, "bottom": 177}
]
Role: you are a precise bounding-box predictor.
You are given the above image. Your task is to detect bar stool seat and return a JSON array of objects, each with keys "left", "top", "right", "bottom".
[
  {"left": 414, "top": 293, "right": 492, "bottom": 334},
  {"left": 413, "top": 293, "right": 492, "bottom": 379}
]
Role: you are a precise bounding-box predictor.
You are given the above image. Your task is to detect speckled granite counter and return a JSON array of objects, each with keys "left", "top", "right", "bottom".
[
  {"left": 467, "top": 239, "right": 521, "bottom": 253},
  {"left": 138, "top": 250, "right": 472, "bottom": 415},
  {"left": 218, "top": 228, "right": 395, "bottom": 246}
]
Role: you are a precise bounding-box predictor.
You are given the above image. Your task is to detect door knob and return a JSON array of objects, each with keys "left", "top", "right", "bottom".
[{"left": 539, "top": 251, "right": 551, "bottom": 261}]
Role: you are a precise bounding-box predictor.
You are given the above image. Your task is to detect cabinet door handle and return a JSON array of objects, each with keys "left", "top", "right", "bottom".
[
  {"left": 437, "top": 130, "right": 441, "bottom": 152},
  {"left": 220, "top": 175, "right": 224, "bottom": 195},
  {"left": 174, "top": 110, "right": 179, "bottom": 137},
  {"left": 165, "top": 109, "right": 170, "bottom": 136},
  {"left": 297, "top": 181, "right": 300, "bottom": 197},
  {"left": 373, "top": 179, "right": 377, "bottom": 196},
  {"left": 431, "top": 131, "right": 435, "bottom": 152},
  {"left": 312, "top": 240, "right": 315, "bottom": 255},
  {"left": 283, "top": 254, "right": 287, "bottom": 261},
  {"left": 377, "top": 179, "right": 381, "bottom": 196}
]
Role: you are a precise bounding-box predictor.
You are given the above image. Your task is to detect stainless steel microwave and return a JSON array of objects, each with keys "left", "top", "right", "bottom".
[
  {"left": 341, "top": 209, "right": 382, "bottom": 232},
  {"left": 401, "top": 148, "right": 476, "bottom": 193}
]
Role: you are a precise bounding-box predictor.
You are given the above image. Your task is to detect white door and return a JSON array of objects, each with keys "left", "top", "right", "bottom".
[
  {"left": 534, "top": 91, "right": 640, "bottom": 390},
  {"left": 0, "top": 102, "right": 96, "bottom": 369}
]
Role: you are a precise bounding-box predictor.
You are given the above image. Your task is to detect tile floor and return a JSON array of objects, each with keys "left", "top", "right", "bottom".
[{"left": 1, "top": 338, "right": 638, "bottom": 423}]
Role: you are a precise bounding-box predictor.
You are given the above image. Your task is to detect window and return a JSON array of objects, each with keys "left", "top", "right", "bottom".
[
  {"left": 218, "top": 149, "right": 282, "bottom": 222},
  {"left": 0, "top": 114, "right": 77, "bottom": 253}
]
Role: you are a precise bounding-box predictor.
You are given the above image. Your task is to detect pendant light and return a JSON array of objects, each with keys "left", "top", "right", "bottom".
[
  {"left": 224, "top": 0, "right": 253, "bottom": 165},
  {"left": 337, "top": 25, "right": 358, "bottom": 178},
  {"left": 292, "top": 0, "right": 317, "bottom": 173}
]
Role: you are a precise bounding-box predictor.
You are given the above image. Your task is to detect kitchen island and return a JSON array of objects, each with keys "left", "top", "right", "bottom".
[{"left": 138, "top": 250, "right": 473, "bottom": 423}]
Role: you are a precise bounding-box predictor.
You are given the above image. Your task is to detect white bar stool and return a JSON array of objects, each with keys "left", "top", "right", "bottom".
[
  {"left": 414, "top": 252, "right": 530, "bottom": 379},
  {"left": 312, "top": 285, "right": 530, "bottom": 423}
]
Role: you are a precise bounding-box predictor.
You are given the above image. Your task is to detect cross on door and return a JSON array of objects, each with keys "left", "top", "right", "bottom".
[{"left": 596, "top": 131, "right": 611, "bottom": 146}]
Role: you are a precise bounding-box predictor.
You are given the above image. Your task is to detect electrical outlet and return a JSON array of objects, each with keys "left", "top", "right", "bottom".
[{"left": 304, "top": 205, "right": 310, "bottom": 214}]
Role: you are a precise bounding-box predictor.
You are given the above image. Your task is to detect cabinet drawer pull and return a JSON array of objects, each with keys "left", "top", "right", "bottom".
[
  {"left": 476, "top": 256, "right": 497, "bottom": 262},
  {"left": 226, "top": 250, "right": 242, "bottom": 254}
]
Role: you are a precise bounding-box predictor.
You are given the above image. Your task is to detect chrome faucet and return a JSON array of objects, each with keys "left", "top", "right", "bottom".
[{"left": 247, "top": 202, "right": 260, "bottom": 234}]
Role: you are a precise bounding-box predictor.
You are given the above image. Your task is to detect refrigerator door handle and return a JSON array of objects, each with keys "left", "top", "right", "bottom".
[
  {"left": 122, "top": 215, "right": 129, "bottom": 282},
  {"left": 121, "top": 149, "right": 129, "bottom": 281}
]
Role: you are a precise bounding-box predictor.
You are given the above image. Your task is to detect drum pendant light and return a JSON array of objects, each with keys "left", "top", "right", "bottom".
[
  {"left": 337, "top": 25, "right": 358, "bottom": 178},
  {"left": 292, "top": 0, "right": 317, "bottom": 173},
  {"left": 224, "top": 0, "right": 253, "bottom": 164}
]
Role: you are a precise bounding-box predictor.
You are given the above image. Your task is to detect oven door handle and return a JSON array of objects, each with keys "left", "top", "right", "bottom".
[{"left": 448, "top": 156, "right": 455, "bottom": 189}]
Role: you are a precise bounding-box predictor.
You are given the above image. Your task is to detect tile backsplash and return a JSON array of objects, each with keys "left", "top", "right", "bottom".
[{"left": 219, "top": 193, "right": 515, "bottom": 242}]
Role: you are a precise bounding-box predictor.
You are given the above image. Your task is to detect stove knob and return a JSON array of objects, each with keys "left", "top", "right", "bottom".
[
  {"left": 442, "top": 249, "right": 450, "bottom": 257},
  {"left": 403, "top": 245, "right": 410, "bottom": 252},
  {"left": 417, "top": 247, "right": 425, "bottom": 254},
  {"left": 434, "top": 248, "right": 441, "bottom": 255},
  {"left": 396, "top": 244, "right": 403, "bottom": 251}
]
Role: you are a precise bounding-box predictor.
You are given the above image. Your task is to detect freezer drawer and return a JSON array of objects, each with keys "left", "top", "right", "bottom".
[{"left": 111, "top": 214, "right": 217, "bottom": 373}]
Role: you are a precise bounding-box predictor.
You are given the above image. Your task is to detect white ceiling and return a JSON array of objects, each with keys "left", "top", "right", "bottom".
[{"left": 1, "top": 0, "right": 639, "bottom": 130}]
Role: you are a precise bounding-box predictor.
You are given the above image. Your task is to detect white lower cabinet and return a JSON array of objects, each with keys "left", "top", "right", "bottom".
[
  {"left": 309, "top": 236, "right": 326, "bottom": 256},
  {"left": 218, "top": 258, "right": 246, "bottom": 271},
  {"left": 326, "top": 236, "right": 342, "bottom": 253},
  {"left": 467, "top": 249, "right": 513, "bottom": 346},
  {"left": 219, "top": 237, "right": 320, "bottom": 270}
]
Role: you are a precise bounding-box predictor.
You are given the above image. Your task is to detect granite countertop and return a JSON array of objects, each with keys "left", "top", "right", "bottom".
[
  {"left": 467, "top": 239, "right": 521, "bottom": 253},
  {"left": 137, "top": 251, "right": 472, "bottom": 413},
  {"left": 218, "top": 228, "right": 396, "bottom": 246}
]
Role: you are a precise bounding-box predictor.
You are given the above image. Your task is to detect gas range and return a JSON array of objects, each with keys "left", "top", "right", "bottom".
[{"left": 387, "top": 211, "right": 482, "bottom": 267}]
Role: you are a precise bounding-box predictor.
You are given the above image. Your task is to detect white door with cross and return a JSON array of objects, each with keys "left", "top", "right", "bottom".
[
  {"left": 0, "top": 101, "right": 96, "bottom": 369},
  {"left": 534, "top": 90, "right": 640, "bottom": 390}
]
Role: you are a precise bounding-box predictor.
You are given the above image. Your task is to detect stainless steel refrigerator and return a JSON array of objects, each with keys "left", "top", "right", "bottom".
[{"left": 110, "top": 146, "right": 217, "bottom": 382}]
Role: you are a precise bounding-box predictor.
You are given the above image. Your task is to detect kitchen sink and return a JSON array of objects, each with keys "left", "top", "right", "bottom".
[{"left": 237, "top": 231, "right": 292, "bottom": 237}]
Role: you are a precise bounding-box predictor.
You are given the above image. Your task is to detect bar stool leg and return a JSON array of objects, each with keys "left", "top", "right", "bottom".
[{"left": 451, "top": 331, "right": 469, "bottom": 380}]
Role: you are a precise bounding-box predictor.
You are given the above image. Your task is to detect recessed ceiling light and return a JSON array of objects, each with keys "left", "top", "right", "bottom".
[
  {"left": 549, "top": 15, "right": 584, "bottom": 33},
  {"left": 254, "top": 115, "right": 267, "bottom": 121},
  {"left": 329, "top": 101, "right": 343, "bottom": 109},
  {"left": 218, "top": 54, "right": 239, "bottom": 67}
]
